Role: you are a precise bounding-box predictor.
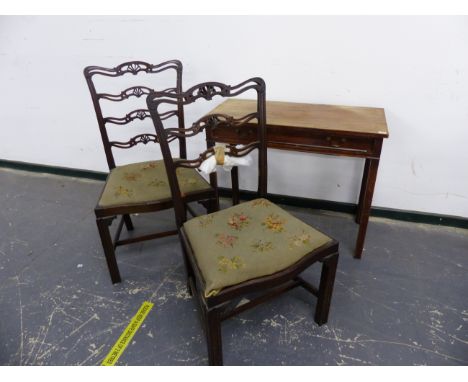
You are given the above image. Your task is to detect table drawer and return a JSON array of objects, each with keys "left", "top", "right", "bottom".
[
  {"left": 269, "top": 126, "right": 373, "bottom": 151},
  {"left": 211, "top": 124, "right": 380, "bottom": 157},
  {"left": 211, "top": 123, "right": 258, "bottom": 144}
]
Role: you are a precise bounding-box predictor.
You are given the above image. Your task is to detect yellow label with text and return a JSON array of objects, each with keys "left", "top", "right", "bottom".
[{"left": 101, "top": 301, "right": 154, "bottom": 366}]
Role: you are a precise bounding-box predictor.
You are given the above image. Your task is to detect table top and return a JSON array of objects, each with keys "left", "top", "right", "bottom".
[{"left": 209, "top": 99, "right": 389, "bottom": 138}]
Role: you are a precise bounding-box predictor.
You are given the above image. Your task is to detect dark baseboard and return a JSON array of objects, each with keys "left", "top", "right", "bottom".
[
  {"left": 1, "top": 158, "right": 467, "bottom": 229},
  {"left": 0, "top": 158, "right": 108, "bottom": 181}
]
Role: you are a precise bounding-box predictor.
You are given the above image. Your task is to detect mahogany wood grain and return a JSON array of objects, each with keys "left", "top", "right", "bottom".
[{"left": 210, "top": 99, "right": 388, "bottom": 137}]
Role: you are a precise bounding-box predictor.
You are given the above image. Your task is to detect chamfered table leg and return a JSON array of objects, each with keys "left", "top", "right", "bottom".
[
  {"left": 354, "top": 158, "right": 380, "bottom": 259},
  {"left": 356, "top": 158, "right": 371, "bottom": 224}
]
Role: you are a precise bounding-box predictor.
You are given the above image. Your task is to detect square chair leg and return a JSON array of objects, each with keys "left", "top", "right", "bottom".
[
  {"left": 96, "top": 217, "right": 121, "bottom": 284},
  {"left": 181, "top": 243, "right": 196, "bottom": 297},
  {"left": 123, "top": 214, "right": 134, "bottom": 231},
  {"left": 205, "top": 307, "right": 223, "bottom": 366},
  {"left": 314, "top": 252, "right": 339, "bottom": 326}
]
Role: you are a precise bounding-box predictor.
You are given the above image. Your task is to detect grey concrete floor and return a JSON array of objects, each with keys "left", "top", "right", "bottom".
[{"left": 0, "top": 167, "right": 467, "bottom": 366}]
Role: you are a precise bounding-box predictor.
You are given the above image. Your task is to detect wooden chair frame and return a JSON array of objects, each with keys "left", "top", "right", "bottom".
[
  {"left": 147, "top": 78, "right": 339, "bottom": 365},
  {"left": 84, "top": 60, "right": 216, "bottom": 283}
]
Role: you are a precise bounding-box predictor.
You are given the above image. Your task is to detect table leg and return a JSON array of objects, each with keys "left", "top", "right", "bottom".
[
  {"left": 356, "top": 158, "right": 371, "bottom": 224},
  {"left": 231, "top": 166, "right": 240, "bottom": 205},
  {"left": 354, "top": 158, "right": 380, "bottom": 259}
]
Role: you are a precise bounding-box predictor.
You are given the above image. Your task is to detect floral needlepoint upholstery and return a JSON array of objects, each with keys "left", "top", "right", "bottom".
[
  {"left": 98, "top": 160, "right": 211, "bottom": 207},
  {"left": 183, "top": 198, "right": 332, "bottom": 297}
]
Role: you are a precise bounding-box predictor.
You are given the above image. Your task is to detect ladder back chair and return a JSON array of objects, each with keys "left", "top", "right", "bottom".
[
  {"left": 147, "top": 78, "right": 340, "bottom": 365},
  {"left": 84, "top": 60, "right": 216, "bottom": 284}
]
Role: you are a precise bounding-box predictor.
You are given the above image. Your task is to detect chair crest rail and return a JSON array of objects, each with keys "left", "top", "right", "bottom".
[
  {"left": 84, "top": 60, "right": 182, "bottom": 78},
  {"left": 147, "top": 77, "right": 265, "bottom": 108}
]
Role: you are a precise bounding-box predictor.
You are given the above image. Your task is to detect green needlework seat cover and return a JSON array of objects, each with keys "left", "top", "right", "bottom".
[
  {"left": 98, "top": 160, "right": 212, "bottom": 207},
  {"left": 183, "top": 198, "right": 332, "bottom": 297}
]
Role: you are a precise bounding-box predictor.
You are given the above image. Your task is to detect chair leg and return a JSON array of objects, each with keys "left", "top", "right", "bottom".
[
  {"left": 96, "top": 217, "right": 121, "bottom": 284},
  {"left": 123, "top": 214, "right": 134, "bottom": 231},
  {"left": 314, "top": 252, "right": 339, "bottom": 326},
  {"left": 205, "top": 307, "right": 223, "bottom": 366},
  {"left": 207, "top": 196, "right": 220, "bottom": 214},
  {"left": 181, "top": 245, "right": 195, "bottom": 296}
]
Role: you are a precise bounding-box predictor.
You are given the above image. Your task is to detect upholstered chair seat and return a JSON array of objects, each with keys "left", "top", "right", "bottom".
[
  {"left": 183, "top": 198, "right": 332, "bottom": 297},
  {"left": 98, "top": 160, "right": 212, "bottom": 207}
]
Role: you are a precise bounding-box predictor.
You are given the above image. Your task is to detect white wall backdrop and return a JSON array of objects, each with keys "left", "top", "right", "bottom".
[{"left": 0, "top": 16, "right": 467, "bottom": 218}]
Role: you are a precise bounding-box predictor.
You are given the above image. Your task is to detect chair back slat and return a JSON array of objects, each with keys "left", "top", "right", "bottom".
[
  {"left": 103, "top": 109, "right": 151, "bottom": 125},
  {"left": 176, "top": 141, "right": 260, "bottom": 170},
  {"left": 109, "top": 133, "right": 158, "bottom": 149},
  {"left": 98, "top": 86, "right": 177, "bottom": 102}
]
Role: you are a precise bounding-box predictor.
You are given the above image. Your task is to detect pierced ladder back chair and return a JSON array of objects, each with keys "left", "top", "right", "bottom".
[
  {"left": 84, "top": 60, "right": 216, "bottom": 284},
  {"left": 147, "top": 78, "right": 339, "bottom": 366}
]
